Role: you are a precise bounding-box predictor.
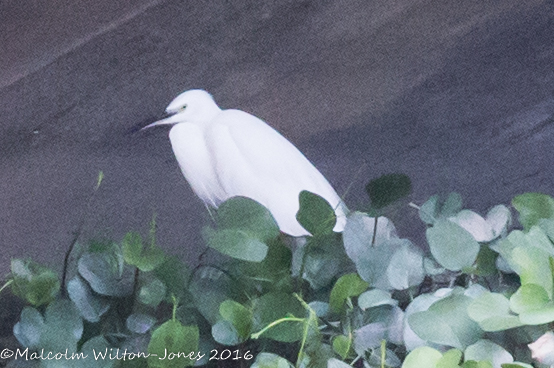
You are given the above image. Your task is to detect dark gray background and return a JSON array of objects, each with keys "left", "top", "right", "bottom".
[{"left": 1, "top": 0, "right": 553, "bottom": 275}]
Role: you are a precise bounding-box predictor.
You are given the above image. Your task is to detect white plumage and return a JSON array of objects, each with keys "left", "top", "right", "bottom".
[{"left": 143, "top": 89, "right": 347, "bottom": 236}]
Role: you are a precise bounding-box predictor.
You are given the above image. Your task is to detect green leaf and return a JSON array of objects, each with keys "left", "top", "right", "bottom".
[
  {"left": 81, "top": 336, "right": 115, "bottom": 368},
  {"left": 138, "top": 276, "right": 166, "bottom": 307},
  {"left": 365, "top": 173, "right": 412, "bottom": 209},
  {"left": 512, "top": 193, "right": 554, "bottom": 230},
  {"left": 67, "top": 276, "right": 110, "bottom": 322},
  {"left": 419, "top": 193, "right": 463, "bottom": 225},
  {"left": 509, "top": 246, "right": 553, "bottom": 299},
  {"left": 501, "top": 363, "right": 534, "bottom": 368},
  {"left": 13, "top": 307, "right": 44, "bottom": 349},
  {"left": 467, "top": 292, "right": 523, "bottom": 331},
  {"left": 147, "top": 320, "right": 199, "bottom": 368},
  {"left": 122, "top": 232, "right": 165, "bottom": 272},
  {"left": 332, "top": 335, "right": 351, "bottom": 359},
  {"left": 329, "top": 273, "right": 369, "bottom": 313},
  {"left": 464, "top": 340, "right": 513, "bottom": 368},
  {"left": 461, "top": 361, "right": 493, "bottom": 368},
  {"left": 251, "top": 352, "right": 294, "bottom": 368},
  {"left": 426, "top": 219, "right": 480, "bottom": 271},
  {"left": 217, "top": 196, "right": 280, "bottom": 242},
  {"left": 78, "top": 251, "right": 135, "bottom": 297},
  {"left": 38, "top": 299, "right": 83, "bottom": 355},
  {"left": 538, "top": 218, "right": 554, "bottom": 243},
  {"left": 205, "top": 228, "right": 268, "bottom": 262},
  {"left": 299, "top": 234, "right": 348, "bottom": 290},
  {"left": 409, "top": 293, "right": 482, "bottom": 349},
  {"left": 386, "top": 243, "right": 424, "bottom": 290},
  {"left": 154, "top": 257, "right": 190, "bottom": 302},
  {"left": 401, "top": 346, "right": 443, "bottom": 368},
  {"left": 126, "top": 313, "right": 156, "bottom": 334},
  {"left": 509, "top": 284, "right": 550, "bottom": 314},
  {"left": 188, "top": 266, "right": 238, "bottom": 325},
  {"left": 211, "top": 319, "right": 241, "bottom": 346},
  {"left": 436, "top": 349, "right": 463, "bottom": 368},
  {"left": 466, "top": 245, "right": 498, "bottom": 276},
  {"left": 251, "top": 292, "right": 305, "bottom": 342},
  {"left": 10, "top": 259, "right": 60, "bottom": 306},
  {"left": 327, "top": 357, "right": 353, "bottom": 368},
  {"left": 296, "top": 190, "right": 337, "bottom": 236},
  {"left": 358, "top": 289, "right": 397, "bottom": 310},
  {"left": 219, "top": 299, "right": 252, "bottom": 340},
  {"left": 517, "top": 303, "right": 554, "bottom": 325},
  {"left": 353, "top": 322, "right": 387, "bottom": 352}
]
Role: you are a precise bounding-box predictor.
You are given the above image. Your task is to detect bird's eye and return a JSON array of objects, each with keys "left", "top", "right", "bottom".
[{"left": 180, "top": 104, "right": 187, "bottom": 111}]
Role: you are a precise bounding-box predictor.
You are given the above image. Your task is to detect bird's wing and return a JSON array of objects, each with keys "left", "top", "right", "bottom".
[
  {"left": 207, "top": 109, "right": 346, "bottom": 235},
  {"left": 169, "top": 123, "right": 227, "bottom": 207}
]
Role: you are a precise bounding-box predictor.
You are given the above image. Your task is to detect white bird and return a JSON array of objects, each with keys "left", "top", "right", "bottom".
[{"left": 143, "top": 89, "right": 348, "bottom": 236}]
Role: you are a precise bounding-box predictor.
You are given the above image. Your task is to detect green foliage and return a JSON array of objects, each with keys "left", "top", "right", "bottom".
[
  {"left": 147, "top": 319, "right": 199, "bottom": 367},
  {"left": 122, "top": 232, "right": 165, "bottom": 272},
  {"left": 8, "top": 189, "right": 554, "bottom": 368},
  {"left": 296, "top": 190, "right": 337, "bottom": 235},
  {"left": 366, "top": 173, "right": 412, "bottom": 209},
  {"left": 512, "top": 192, "right": 554, "bottom": 230},
  {"left": 205, "top": 196, "right": 280, "bottom": 262},
  {"left": 329, "top": 273, "right": 368, "bottom": 313},
  {"left": 10, "top": 259, "right": 60, "bottom": 306},
  {"left": 426, "top": 220, "right": 480, "bottom": 271}
]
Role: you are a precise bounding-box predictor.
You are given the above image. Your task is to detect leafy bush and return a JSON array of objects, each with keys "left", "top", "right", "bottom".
[{"left": 3, "top": 174, "right": 554, "bottom": 368}]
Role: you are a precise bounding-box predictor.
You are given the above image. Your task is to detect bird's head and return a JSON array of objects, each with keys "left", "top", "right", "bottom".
[{"left": 142, "top": 89, "right": 221, "bottom": 129}]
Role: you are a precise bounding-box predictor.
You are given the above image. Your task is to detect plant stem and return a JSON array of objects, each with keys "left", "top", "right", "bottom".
[
  {"left": 0, "top": 279, "right": 13, "bottom": 295},
  {"left": 61, "top": 171, "right": 103, "bottom": 294},
  {"left": 250, "top": 317, "right": 304, "bottom": 339}
]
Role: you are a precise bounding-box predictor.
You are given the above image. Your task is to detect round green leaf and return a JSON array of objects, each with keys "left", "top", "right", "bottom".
[
  {"left": 467, "top": 292, "right": 523, "bottom": 332},
  {"left": 10, "top": 259, "right": 60, "bottom": 307},
  {"left": 39, "top": 298, "right": 83, "bottom": 354},
  {"left": 122, "top": 232, "right": 165, "bottom": 272},
  {"left": 217, "top": 196, "right": 280, "bottom": 242},
  {"left": 436, "top": 349, "right": 463, "bottom": 368},
  {"left": 426, "top": 219, "right": 480, "bottom": 271},
  {"left": 154, "top": 257, "right": 190, "bottom": 302},
  {"left": 332, "top": 335, "right": 351, "bottom": 359},
  {"left": 13, "top": 307, "right": 44, "bottom": 349},
  {"left": 296, "top": 190, "right": 337, "bottom": 236},
  {"left": 401, "top": 347, "right": 443, "bottom": 368},
  {"left": 67, "top": 276, "right": 110, "bottom": 322},
  {"left": 212, "top": 319, "right": 241, "bottom": 346},
  {"left": 80, "top": 336, "right": 115, "bottom": 368},
  {"left": 251, "top": 352, "right": 294, "bottom": 368},
  {"left": 329, "top": 273, "right": 369, "bottom": 313},
  {"left": 78, "top": 252, "right": 135, "bottom": 297},
  {"left": 509, "top": 246, "right": 553, "bottom": 299},
  {"left": 358, "top": 289, "right": 397, "bottom": 310},
  {"left": 206, "top": 228, "right": 268, "bottom": 262},
  {"left": 138, "top": 276, "right": 166, "bottom": 307},
  {"left": 510, "top": 284, "right": 550, "bottom": 314},
  {"left": 147, "top": 320, "right": 199, "bottom": 368},
  {"left": 464, "top": 340, "right": 513, "bottom": 368},
  {"left": 512, "top": 193, "right": 554, "bottom": 230},
  {"left": 409, "top": 294, "right": 482, "bottom": 349},
  {"left": 219, "top": 299, "right": 252, "bottom": 340},
  {"left": 387, "top": 243, "right": 424, "bottom": 290},
  {"left": 251, "top": 292, "right": 305, "bottom": 342},
  {"left": 365, "top": 173, "right": 412, "bottom": 209},
  {"left": 188, "top": 266, "right": 238, "bottom": 325},
  {"left": 126, "top": 313, "right": 156, "bottom": 334},
  {"left": 518, "top": 304, "right": 554, "bottom": 325}
]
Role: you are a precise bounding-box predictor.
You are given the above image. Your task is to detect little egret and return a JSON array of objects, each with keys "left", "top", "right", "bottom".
[{"left": 143, "top": 89, "right": 348, "bottom": 236}]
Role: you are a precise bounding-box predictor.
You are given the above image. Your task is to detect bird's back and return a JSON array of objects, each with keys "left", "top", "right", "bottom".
[{"left": 205, "top": 109, "right": 347, "bottom": 236}]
